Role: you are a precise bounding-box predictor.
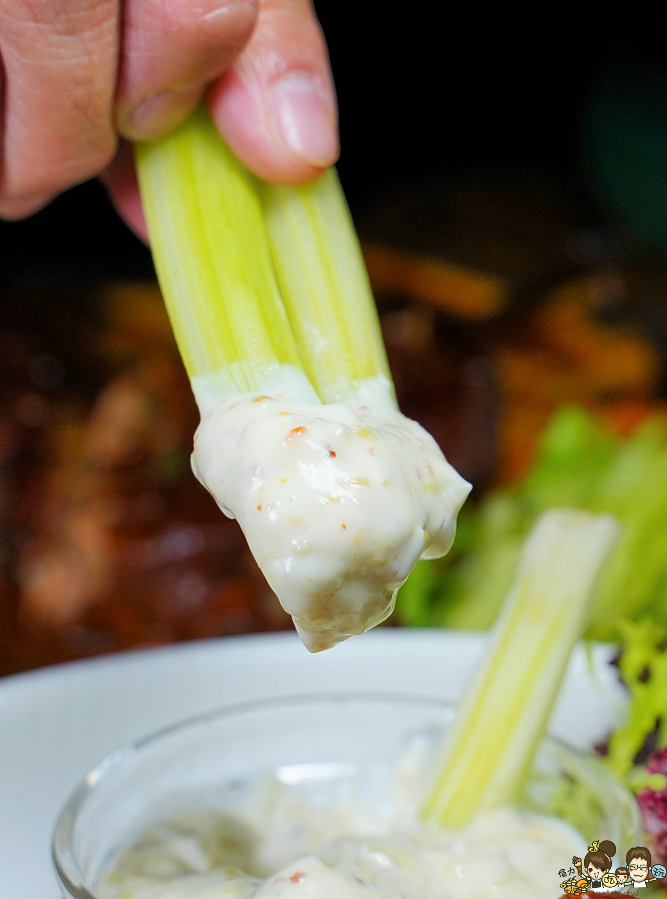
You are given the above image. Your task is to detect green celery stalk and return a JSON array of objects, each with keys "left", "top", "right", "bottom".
[
  {"left": 262, "top": 171, "right": 393, "bottom": 405},
  {"left": 135, "top": 105, "right": 311, "bottom": 409},
  {"left": 421, "top": 508, "right": 619, "bottom": 827},
  {"left": 135, "top": 106, "right": 394, "bottom": 413}
]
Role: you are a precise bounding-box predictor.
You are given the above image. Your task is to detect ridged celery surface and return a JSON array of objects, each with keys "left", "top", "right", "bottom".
[
  {"left": 421, "top": 509, "right": 619, "bottom": 827},
  {"left": 135, "top": 105, "right": 302, "bottom": 406},
  {"left": 262, "top": 172, "right": 393, "bottom": 405},
  {"left": 135, "top": 105, "right": 392, "bottom": 411}
]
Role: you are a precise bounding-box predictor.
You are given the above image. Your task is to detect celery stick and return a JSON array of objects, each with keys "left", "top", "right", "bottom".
[
  {"left": 135, "top": 105, "right": 311, "bottom": 409},
  {"left": 421, "top": 509, "right": 619, "bottom": 827},
  {"left": 134, "top": 108, "right": 471, "bottom": 651},
  {"left": 262, "top": 171, "right": 394, "bottom": 405}
]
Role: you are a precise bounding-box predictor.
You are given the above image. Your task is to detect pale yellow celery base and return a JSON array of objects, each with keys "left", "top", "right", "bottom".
[
  {"left": 191, "top": 364, "right": 320, "bottom": 417},
  {"left": 421, "top": 509, "right": 619, "bottom": 827}
]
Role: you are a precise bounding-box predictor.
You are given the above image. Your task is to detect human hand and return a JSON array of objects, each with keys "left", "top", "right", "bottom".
[{"left": 0, "top": 0, "right": 338, "bottom": 234}]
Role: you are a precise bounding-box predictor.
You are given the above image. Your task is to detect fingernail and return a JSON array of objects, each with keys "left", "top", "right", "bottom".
[
  {"left": 271, "top": 74, "right": 338, "bottom": 167},
  {"left": 121, "top": 84, "right": 203, "bottom": 141}
]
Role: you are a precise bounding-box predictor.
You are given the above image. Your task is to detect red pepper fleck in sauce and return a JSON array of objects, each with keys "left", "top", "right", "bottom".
[{"left": 290, "top": 872, "right": 306, "bottom": 883}]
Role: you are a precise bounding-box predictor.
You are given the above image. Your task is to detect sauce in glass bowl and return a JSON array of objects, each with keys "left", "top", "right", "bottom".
[{"left": 53, "top": 696, "right": 642, "bottom": 899}]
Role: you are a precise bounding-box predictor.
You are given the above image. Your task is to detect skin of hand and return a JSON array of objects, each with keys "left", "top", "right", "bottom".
[{"left": 0, "top": 0, "right": 339, "bottom": 235}]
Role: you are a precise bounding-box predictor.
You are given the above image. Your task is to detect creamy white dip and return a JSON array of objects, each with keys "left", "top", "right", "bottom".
[
  {"left": 102, "top": 768, "right": 580, "bottom": 899},
  {"left": 191, "top": 375, "right": 471, "bottom": 651}
]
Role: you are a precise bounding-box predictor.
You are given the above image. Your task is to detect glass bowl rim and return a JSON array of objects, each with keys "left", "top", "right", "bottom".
[{"left": 52, "top": 690, "right": 632, "bottom": 899}]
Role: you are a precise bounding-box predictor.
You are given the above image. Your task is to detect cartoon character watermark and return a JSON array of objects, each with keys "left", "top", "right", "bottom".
[
  {"left": 559, "top": 840, "right": 667, "bottom": 894},
  {"left": 560, "top": 874, "right": 590, "bottom": 895},
  {"left": 585, "top": 840, "right": 616, "bottom": 889},
  {"left": 625, "top": 846, "right": 667, "bottom": 889},
  {"left": 614, "top": 867, "right": 629, "bottom": 888},
  {"left": 627, "top": 846, "right": 651, "bottom": 889}
]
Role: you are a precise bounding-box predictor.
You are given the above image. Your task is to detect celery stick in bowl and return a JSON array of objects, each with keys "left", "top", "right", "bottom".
[
  {"left": 54, "top": 514, "right": 643, "bottom": 899},
  {"left": 135, "top": 107, "right": 470, "bottom": 652},
  {"left": 56, "top": 697, "right": 641, "bottom": 899}
]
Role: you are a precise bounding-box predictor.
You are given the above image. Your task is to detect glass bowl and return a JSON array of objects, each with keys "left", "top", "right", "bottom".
[{"left": 53, "top": 693, "right": 642, "bottom": 898}]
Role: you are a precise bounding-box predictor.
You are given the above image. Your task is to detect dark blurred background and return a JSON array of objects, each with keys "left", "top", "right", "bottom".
[
  {"left": 4, "top": 7, "right": 667, "bottom": 674},
  {"left": 2, "top": 8, "right": 667, "bottom": 282}
]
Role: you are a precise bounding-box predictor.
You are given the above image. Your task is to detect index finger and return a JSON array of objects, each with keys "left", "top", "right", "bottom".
[{"left": 0, "top": 0, "right": 118, "bottom": 217}]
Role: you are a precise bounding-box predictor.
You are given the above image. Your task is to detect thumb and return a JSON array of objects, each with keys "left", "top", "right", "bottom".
[{"left": 208, "top": 0, "right": 339, "bottom": 183}]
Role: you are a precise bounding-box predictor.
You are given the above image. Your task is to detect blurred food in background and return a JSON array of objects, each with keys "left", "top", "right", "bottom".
[
  {"left": 397, "top": 406, "right": 667, "bottom": 635},
  {"left": 0, "top": 284, "right": 291, "bottom": 675},
  {"left": 2, "top": 177, "right": 667, "bottom": 676}
]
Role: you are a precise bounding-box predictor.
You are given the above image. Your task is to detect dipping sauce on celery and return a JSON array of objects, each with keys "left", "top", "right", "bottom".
[
  {"left": 136, "top": 111, "right": 470, "bottom": 652},
  {"left": 192, "top": 374, "right": 470, "bottom": 651}
]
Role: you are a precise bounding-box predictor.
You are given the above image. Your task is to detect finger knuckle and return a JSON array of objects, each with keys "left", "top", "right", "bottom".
[
  {"left": 163, "top": 0, "right": 257, "bottom": 48},
  {"left": 0, "top": 195, "right": 41, "bottom": 221},
  {"left": 7, "top": 135, "right": 116, "bottom": 202}
]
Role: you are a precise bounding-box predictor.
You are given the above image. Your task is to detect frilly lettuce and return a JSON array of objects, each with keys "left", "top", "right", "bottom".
[{"left": 397, "top": 405, "right": 667, "bottom": 640}]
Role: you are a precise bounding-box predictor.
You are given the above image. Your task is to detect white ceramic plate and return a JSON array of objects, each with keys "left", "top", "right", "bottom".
[{"left": 0, "top": 629, "right": 626, "bottom": 898}]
